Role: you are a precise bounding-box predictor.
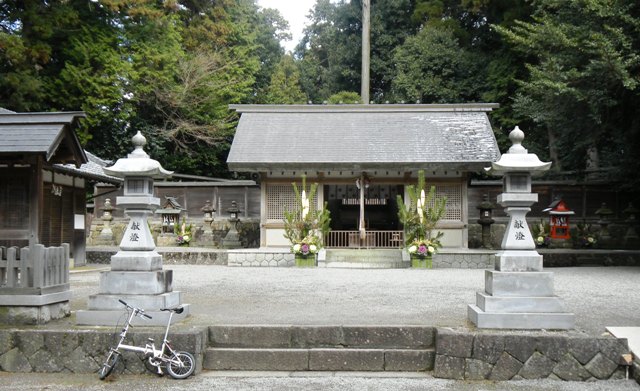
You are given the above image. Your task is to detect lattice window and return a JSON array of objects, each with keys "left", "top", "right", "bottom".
[
  {"left": 266, "top": 184, "right": 319, "bottom": 221},
  {"left": 428, "top": 184, "right": 463, "bottom": 222}
]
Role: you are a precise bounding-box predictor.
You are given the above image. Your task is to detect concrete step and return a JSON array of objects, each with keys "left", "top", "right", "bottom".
[
  {"left": 204, "top": 325, "right": 436, "bottom": 371},
  {"left": 203, "top": 347, "right": 435, "bottom": 371},
  {"left": 322, "top": 249, "right": 408, "bottom": 269},
  {"left": 208, "top": 325, "right": 435, "bottom": 349}
]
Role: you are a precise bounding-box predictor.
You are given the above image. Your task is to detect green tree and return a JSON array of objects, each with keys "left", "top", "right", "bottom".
[
  {"left": 390, "top": 27, "right": 482, "bottom": 103},
  {"left": 498, "top": 0, "right": 640, "bottom": 185},
  {"left": 264, "top": 54, "right": 307, "bottom": 104}
]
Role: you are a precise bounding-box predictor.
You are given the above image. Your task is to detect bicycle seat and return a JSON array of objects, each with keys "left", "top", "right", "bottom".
[{"left": 161, "top": 306, "right": 184, "bottom": 314}]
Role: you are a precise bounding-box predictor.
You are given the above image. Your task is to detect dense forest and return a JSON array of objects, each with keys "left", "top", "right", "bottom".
[{"left": 1, "top": 0, "right": 639, "bottom": 190}]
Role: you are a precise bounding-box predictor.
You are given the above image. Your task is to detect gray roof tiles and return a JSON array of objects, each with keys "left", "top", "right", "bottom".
[
  {"left": 0, "top": 111, "right": 87, "bottom": 164},
  {"left": 227, "top": 104, "right": 500, "bottom": 172}
]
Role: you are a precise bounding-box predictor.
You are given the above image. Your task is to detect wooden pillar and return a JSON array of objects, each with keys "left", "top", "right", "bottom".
[
  {"left": 361, "top": 0, "right": 370, "bottom": 104},
  {"left": 29, "top": 158, "right": 43, "bottom": 248}
]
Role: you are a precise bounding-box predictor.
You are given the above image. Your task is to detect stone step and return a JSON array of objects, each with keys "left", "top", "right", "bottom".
[
  {"left": 203, "top": 347, "right": 435, "bottom": 371},
  {"left": 208, "top": 325, "right": 435, "bottom": 349},
  {"left": 323, "top": 249, "right": 407, "bottom": 269}
]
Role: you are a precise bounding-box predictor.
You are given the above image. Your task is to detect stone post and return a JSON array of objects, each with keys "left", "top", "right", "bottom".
[
  {"left": 468, "top": 126, "right": 574, "bottom": 329},
  {"left": 77, "top": 132, "right": 189, "bottom": 326}
]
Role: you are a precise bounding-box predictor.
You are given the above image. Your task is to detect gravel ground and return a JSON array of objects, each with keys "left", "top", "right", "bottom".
[
  {"left": 7, "top": 265, "right": 640, "bottom": 390},
  {"left": 66, "top": 265, "right": 640, "bottom": 336},
  {"left": 0, "top": 371, "right": 638, "bottom": 391}
]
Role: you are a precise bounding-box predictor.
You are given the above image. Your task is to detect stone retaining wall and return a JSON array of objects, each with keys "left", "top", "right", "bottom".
[
  {"left": 434, "top": 329, "right": 630, "bottom": 381},
  {"left": 0, "top": 328, "right": 207, "bottom": 374},
  {"left": 87, "top": 248, "right": 228, "bottom": 265}
]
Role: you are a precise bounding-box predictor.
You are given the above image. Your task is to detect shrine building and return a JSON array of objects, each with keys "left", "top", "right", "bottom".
[{"left": 227, "top": 104, "right": 500, "bottom": 250}]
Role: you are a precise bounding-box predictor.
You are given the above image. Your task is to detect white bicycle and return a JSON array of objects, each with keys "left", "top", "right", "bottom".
[{"left": 98, "top": 299, "right": 195, "bottom": 380}]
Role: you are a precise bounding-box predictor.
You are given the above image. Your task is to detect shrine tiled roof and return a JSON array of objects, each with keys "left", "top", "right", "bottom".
[
  {"left": 0, "top": 110, "right": 87, "bottom": 165},
  {"left": 227, "top": 104, "right": 501, "bottom": 172}
]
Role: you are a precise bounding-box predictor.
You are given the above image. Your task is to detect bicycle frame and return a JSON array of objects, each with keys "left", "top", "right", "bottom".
[
  {"left": 100, "top": 300, "right": 194, "bottom": 380},
  {"left": 113, "top": 303, "right": 177, "bottom": 361}
]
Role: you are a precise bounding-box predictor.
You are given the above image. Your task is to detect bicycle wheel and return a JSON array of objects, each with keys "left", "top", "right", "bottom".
[
  {"left": 165, "top": 351, "right": 195, "bottom": 379},
  {"left": 98, "top": 350, "right": 120, "bottom": 380}
]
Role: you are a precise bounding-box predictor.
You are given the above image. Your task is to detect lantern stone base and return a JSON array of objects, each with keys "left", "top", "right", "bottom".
[
  {"left": 111, "top": 250, "right": 163, "bottom": 271},
  {"left": 469, "top": 268, "right": 575, "bottom": 330},
  {"left": 0, "top": 302, "right": 70, "bottom": 325},
  {"left": 468, "top": 304, "right": 575, "bottom": 329},
  {"left": 76, "top": 304, "right": 190, "bottom": 326}
]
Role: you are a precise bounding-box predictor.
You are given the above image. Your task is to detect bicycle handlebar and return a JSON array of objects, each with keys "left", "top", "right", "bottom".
[{"left": 118, "top": 299, "right": 153, "bottom": 319}]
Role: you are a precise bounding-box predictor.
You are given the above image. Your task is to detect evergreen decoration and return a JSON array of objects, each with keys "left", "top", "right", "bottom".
[
  {"left": 283, "top": 175, "right": 331, "bottom": 256},
  {"left": 396, "top": 170, "right": 446, "bottom": 254}
]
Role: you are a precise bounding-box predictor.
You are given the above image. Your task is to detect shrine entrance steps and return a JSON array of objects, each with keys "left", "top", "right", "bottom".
[
  {"left": 203, "top": 325, "right": 435, "bottom": 372},
  {"left": 322, "top": 249, "right": 407, "bottom": 268}
]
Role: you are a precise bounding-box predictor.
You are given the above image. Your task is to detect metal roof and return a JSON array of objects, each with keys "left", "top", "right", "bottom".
[
  {"left": 0, "top": 111, "right": 87, "bottom": 165},
  {"left": 227, "top": 104, "right": 501, "bottom": 172}
]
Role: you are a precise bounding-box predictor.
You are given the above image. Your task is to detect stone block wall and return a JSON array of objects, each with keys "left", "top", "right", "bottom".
[
  {"left": 87, "top": 248, "right": 228, "bottom": 265},
  {"left": 434, "top": 329, "right": 630, "bottom": 381},
  {"left": 227, "top": 251, "right": 294, "bottom": 267},
  {"left": 433, "top": 253, "right": 493, "bottom": 269},
  {"left": 0, "top": 328, "right": 206, "bottom": 374}
]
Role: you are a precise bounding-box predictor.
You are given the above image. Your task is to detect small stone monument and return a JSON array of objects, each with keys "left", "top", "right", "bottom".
[
  {"left": 468, "top": 126, "right": 574, "bottom": 329},
  {"left": 94, "top": 198, "right": 115, "bottom": 245},
  {"left": 77, "top": 132, "right": 189, "bottom": 326}
]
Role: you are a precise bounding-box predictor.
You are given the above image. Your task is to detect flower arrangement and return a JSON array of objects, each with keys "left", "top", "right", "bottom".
[
  {"left": 407, "top": 238, "right": 441, "bottom": 258},
  {"left": 175, "top": 217, "right": 193, "bottom": 246},
  {"left": 576, "top": 221, "right": 597, "bottom": 248},
  {"left": 397, "top": 170, "right": 446, "bottom": 256},
  {"left": 292, "top": 235, "right": 321, "bottom": 256},
  {"left": 283, "top": 175, "right": 331, "bottom": 264},
  {"left": 532, "top": 220, "right": 550, "bottom": 248}
]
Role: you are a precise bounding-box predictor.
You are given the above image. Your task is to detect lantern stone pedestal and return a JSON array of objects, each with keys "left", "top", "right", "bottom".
[
  {"left": 468, "top": 126, "right": 574, "bottom": 330},
  {"left": 77, "top": 132, "right": 189, "bottom": 326}
]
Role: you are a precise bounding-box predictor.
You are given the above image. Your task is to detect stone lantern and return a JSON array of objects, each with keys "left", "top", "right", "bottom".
[
  {"left": 77, "top": 131, "right": 188, "bottom": 325},
  {"left": 95, "top": 198, "right": 115, "bottom": 245},
  {"left": 222, "top": 200, "right": 242, "bottom": 249},
  {"left": 476, "top": 194, "right": 495, "bottom": 249},
  {"left": 468, "top": 126, "right": 574, "bottom": 329},
  {"left": 198, "top": 200, "right": 216, "bottom": 246},
  {"left": 595, "top": 202, "right": 614, "bottom": 245},
  {"left": 623, "top": 203, "right": 638, "bottom": 247}
]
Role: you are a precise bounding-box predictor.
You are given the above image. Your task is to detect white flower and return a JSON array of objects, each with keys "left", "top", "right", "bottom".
[
  {"left": 428, "top": 246, "right": 435, "bottom": 254},
  {"left": 309, "top": 244, "right": 317, "bottom": 253},
  {"left": 293, "top": 244, "right": 301, "bottom": 252},
  {"left": 183, "top": 235, "right": 189, "bottom": 242},
  {"left": 408, "top": 245, "right": 417, "bottom": 254}
]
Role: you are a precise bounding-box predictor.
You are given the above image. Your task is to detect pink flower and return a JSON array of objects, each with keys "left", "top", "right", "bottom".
[{"left": 301, "top": 243, "right": 310, "bottom": 255}]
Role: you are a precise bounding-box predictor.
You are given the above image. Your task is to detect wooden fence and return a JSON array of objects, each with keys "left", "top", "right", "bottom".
[
  {"left": 325, "top": 231, "right": 404, "bottom": 249},
  {"left": 0, "top": 243, "right": 69, "bottom": 291}
]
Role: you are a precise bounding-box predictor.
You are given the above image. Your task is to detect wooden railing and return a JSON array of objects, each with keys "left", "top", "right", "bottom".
[
  {"left": 0, "top": 244, "right": 69, "bottom": 290},
  {"left": 324, "top": 231, "right": 404, "bottom": 249}
]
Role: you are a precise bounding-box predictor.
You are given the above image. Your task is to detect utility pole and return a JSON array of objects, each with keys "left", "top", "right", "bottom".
[{"left": 361, "top": 0, "right": 370, "bottom": 104}]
